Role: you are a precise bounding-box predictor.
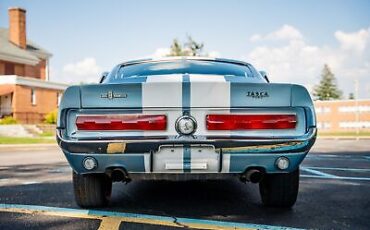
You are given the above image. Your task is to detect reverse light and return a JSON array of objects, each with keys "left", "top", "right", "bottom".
[
  {"left": 276, "top": 157, "right": 290, "bottom": 170},
  {"left": 206, "top": 114, "right": 297, "bottom": 130},
  {"left": 76, "top": 114, "right": 167, "bottom": 131},
  {"left": 83, "top": 157, "right": 97, "bottom": 170}
]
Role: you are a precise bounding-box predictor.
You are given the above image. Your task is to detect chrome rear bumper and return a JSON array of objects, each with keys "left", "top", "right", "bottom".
[{"left": 56, "top": 128, "right": 316, "bottom": 154}]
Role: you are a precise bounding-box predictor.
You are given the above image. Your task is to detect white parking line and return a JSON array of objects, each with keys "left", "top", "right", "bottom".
[
  {"left": 301, "top": 175, "right": 370, "bottom": 181},
  {"left": 301, "top": 166, "right": 370, "bottom": 181},
  {"left": 305, "top": 166, "right": 370, "bottom": 172},
  {"left": 301, "top": 167, "right": 338, "bottom": 179}
]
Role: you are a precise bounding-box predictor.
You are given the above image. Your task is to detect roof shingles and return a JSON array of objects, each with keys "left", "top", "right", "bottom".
[{"left": 0, "top": 28, "right": 51, "bottom": 66}]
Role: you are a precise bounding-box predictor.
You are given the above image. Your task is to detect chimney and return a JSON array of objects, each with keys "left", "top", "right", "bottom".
[{"left": 8, "top": 7, "right": 27, "bottom": 49}]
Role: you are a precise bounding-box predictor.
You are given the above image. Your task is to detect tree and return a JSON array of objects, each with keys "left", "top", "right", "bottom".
[
  {"left": 168, "top": 36, "right": 204, "bottom": 57},
  {"left": 313, "top": 64, "right": 342, "bottom": 100},
  {"left": 184, "top": 36, "right": 204, "bottom": 56},
  {"left": 169, "top": 39, "right": 184, "bottom": 56}
]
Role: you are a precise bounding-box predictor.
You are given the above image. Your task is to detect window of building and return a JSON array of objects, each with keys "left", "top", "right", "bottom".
[
  {"left": 31, "top": 89, "right": 36, "bottom": 105},
  {"left": 339, "top": 122, "right": 370, "bottom": 128},
  {"left": 339, "top": 106, "right": 370, "bottom": 113},
  {"left": 5, "top": 63, "right": 14, "bottom": 75},
  {"left": 323, "top": 122, "right": 331, "bottom": 129},
  {"left": 315, "top": 107, "right": 330, "bottom": 113},
  {"left": 317, "top": 122, "right": 331, "bottom": 129}
]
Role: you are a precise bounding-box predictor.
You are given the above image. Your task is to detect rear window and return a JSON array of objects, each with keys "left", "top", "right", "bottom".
[{"left": 107, "top": 60, "right": 262, "bottom": 82}]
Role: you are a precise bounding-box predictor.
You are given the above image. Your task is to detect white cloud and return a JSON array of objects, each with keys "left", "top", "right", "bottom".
[
  {"left": 151, "top": 48, "right": 171, "bottom": 58},
  {"left": 208, "top": 51, "right": 221, "bottom": 58},
  {"left": 63, "top": 57, "right": 102, "bottom": 77},
  {"left": 249, "top": 24, "right": 303, "bottom": 42},
  {"left": 249, "top": 34, "right": 262, "bottom": 42},
  {"left": 335, "top": 28, "right": 369, "bottom": 53},
  {"left": 245, "top": 25, "right": 370, "bottom": 98},
  {"left": 62, "top": 58, "right": 102, "bottom": 83}
]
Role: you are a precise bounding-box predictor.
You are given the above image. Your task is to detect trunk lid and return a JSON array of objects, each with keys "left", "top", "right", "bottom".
[{"left": 80, "top": 76, "right": 292, "bottom": 108}]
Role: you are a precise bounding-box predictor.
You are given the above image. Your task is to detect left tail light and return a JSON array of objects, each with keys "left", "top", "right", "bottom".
[{"left": 76, "top": 114, "right": 167, "bottom": 131}]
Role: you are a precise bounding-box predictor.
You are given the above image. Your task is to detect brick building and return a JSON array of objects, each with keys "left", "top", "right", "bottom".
[
  {"left": 0, "top": 7, "right": 68, "bottom": 123},
  {"left": 314, "top": 99, "right": 370, "bottom": 133}
]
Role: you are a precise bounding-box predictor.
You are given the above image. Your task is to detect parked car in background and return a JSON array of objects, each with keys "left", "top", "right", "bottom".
[{"left": 57, "top": 57, "right": 317, "bottom": 208}]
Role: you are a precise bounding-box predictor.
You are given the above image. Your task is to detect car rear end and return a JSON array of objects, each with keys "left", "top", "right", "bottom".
[{"left": 57, "top": 58, "right": 316, "bottom": 208}]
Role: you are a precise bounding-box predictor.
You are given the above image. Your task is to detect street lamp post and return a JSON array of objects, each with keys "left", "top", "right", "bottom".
[{"left": 355, "top": 79, "right": 359, "bottom": 140}]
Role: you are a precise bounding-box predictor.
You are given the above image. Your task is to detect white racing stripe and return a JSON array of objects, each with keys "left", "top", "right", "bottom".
[
  {"left": 189, "top": 75, "right": 231, "bottom": 137},
  {"left": 142, "top": 74, "right": 233, "bottom": 173},
  {"left": 142, "top": 74, "right": 183, "bottom": 137},
  {"left": 189, "top": 74, "right": 230, "bottom": 108},
  {"left": 222, "top": 154, "right": 231, "bottom": 173},
  {"left": 143, "top": 74, "right": 183, "bottom": 108}
]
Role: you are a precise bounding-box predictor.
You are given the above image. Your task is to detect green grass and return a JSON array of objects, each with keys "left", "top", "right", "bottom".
[
  {"left": 318, "top": 131, "right": 370, "bottom": 137},
  {"left": 38, "top": 131, "right": 54, "bottom": 137},
  {"left": 0, "top": 136, "right": 56, "bottom": 144}
]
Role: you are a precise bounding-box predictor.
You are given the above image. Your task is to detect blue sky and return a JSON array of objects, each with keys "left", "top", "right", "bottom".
[{"left": 1, "top": 0, "right": 369, "bottom": 98}]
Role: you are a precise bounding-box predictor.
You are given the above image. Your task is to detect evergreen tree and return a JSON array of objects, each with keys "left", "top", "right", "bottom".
[{"left": 313, "top": 64, "right": 342, "bottom": 100}]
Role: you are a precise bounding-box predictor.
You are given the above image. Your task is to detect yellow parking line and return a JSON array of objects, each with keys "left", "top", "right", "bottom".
[
  {"left": 98, "top": 217, "right": 122, "bottom": 230},
  {"left": 0, "top": 204, "right": 278, "bottom": 230},
  {"left": 0, "top": 206, "right": 97, "bottom": 219}
]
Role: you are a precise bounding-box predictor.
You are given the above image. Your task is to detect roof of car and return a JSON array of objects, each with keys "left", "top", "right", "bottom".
[{"left": 119, "top": 56, "right": 250, "bottom": 67}]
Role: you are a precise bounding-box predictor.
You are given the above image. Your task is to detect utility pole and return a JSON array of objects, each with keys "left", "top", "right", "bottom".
[{"left": 355, "top": 79, "right": 359, "bottom": 139}]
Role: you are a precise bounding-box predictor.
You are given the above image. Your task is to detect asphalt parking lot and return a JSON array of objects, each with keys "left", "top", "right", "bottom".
[{"left": 0, "top": 139, "right": 369, "bottom": 230}]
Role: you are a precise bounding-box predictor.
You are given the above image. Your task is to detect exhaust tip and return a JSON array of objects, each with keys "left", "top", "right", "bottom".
[
  {"left": 243, "top": 169, "right": 263, "bottom": 183},
  {"left": 110, "top": 168, "right": 128, "bottom": 182}
]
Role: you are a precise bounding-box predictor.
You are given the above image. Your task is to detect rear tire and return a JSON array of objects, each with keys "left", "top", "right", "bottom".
[
  {"left": 73, "top": 172, "right": 112, "bottom": 208},
  {"left": 259, "top": 168, "right": 299, "bottom": 208}
]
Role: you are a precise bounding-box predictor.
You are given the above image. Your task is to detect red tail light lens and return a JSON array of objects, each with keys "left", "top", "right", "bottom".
[
  {"left": 76, "top": 114, "right": 167, "bottom": 131},
  {"left": 206, "top": 114, "right": 297, "bottom": 130}
]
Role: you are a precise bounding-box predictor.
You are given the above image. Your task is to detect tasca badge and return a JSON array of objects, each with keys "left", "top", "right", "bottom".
[
  {"left": 101, "top": 91, "right": 127, "bottom": 100},
  {"left": 246, "top": 91, "right": 269, "bottom": 99}
]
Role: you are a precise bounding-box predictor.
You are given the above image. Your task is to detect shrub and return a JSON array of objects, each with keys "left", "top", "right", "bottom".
[
  {"left": 44, "top": 109, "right": 58, "bottom": 124},
  {"left": 0, "top": 116, "right": 17, "bottom": 125}
]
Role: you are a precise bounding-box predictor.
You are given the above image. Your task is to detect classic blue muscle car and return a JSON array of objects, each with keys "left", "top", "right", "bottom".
[{"left": 57, "top": 57, "right": 316, "bottom": 208}]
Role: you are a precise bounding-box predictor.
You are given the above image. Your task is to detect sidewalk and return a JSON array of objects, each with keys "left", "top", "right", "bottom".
[
  {"left": 0, "top": 143, "right": 58, "bottom": 152},
  {"left": 318, "top": 136, "right": 370, "bottom": 140}
]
